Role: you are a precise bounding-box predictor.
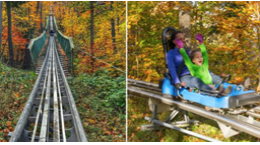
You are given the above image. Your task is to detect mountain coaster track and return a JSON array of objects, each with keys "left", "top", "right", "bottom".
[
  {"left": 128, "top": 78, "right": 260, "bottom": 142},
  {"left": 9, "top": 16, "right": 87, "bottom": 142}
]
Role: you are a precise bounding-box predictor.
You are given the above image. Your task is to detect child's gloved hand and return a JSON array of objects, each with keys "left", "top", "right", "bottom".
[
  {"left": 195, "top": 33, "right": 203, "bottom": 44},
  {"left": 174, "top": 38, "right": 184, "bottom": 49}
]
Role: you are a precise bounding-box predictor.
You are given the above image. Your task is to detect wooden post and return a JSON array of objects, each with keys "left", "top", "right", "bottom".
[{"left": 179, "top": 2, "right": 192, "bottom": 49}]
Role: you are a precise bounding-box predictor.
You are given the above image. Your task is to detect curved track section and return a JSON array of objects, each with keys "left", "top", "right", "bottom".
[{"left": 9, "top": 16, "right": 87, "bottom": 142}]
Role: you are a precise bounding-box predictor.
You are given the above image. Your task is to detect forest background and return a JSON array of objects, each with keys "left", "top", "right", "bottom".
[
  {"left": 128, "top": 1, "right": 260, "bottom": 142},
  {"left": 128, "top": 1, "right": 260, "bottom": 89},
  {"left": 0, "top": 1, "right": 126, "bottom": 142}
]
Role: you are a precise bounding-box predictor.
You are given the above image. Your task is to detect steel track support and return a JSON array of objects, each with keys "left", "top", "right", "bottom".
[
  {"left": 142, "top": 103, "right": 199, "bottom": 131},
  {"left": 141, "top": 104, "right": 161, "bottom": 131},
  {"left": 217, "top": 121, "right": 240, "bottom": 138},
  {"left": 128, "top": 83, "right": 260, "bottom": 140},
  {"left": 164, "top": 109, "right": 179, "bottom": 123},
  {"left": 145, "top": 117, "right": 221, "bottom": 142}
]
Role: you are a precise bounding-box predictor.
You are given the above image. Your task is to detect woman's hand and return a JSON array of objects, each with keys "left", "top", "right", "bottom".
[
  {"left": 174, "top": 38, "right": 184, "bottom": 49},
  {"left": 174, "top": 83, "right": 182, "bottom": 89},
  {"left": 195, "top": 33, "right": 203, "bottom": 44}
]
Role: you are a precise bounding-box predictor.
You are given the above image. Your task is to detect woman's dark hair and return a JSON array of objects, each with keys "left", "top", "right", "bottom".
[
  {"left": 189, "top": 49, "right": 201, "bottom": 61},
  {"left": 168, "top": 31, "right": 182, "bottom": 49}
]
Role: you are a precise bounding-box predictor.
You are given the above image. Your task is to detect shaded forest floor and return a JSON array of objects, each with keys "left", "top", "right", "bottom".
[
  {"left": 68, "top": 70, "right": 126, "bottom": 142},
  {"left": 0, "top": 63, "right": 126, "bottom": 142},
  {"left": 0, "top": 64, "right": 37, "bottom": 142},
  {"left": 128, "top": 96, "right": 259, "bottom": 142}
]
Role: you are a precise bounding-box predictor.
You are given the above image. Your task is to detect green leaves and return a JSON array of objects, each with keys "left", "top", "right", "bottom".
[
  {"left": 0, "top": 63, "right": 37, "bottom": 142},
  {"left": 68, "top": 70, "right": 126, "bottom": 141}
]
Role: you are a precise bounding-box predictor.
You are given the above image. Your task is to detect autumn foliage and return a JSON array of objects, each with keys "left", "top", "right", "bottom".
[
  {"left": 0, "top": 64, "right": 37, "bottom": 142},
  {"left": 128, "top": 1, "right": 260, "bottom": 90},
  {"left": 0, "top": 1, "right": 126, "bottom": 142},
  {"left": 1, "top": 2, "right": 51, "bottom": 65},
  {"left": 127, "top": 1, "right": 260, "bottom": 141},
  {"left": 52, "top": 1, "right": 126, "bottom": 75}
]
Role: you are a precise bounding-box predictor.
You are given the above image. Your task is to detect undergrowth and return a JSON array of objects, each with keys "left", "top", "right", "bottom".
[
  {"left": 0, "top": 63, "right": 37, "bottom": 142},
  {"left": 0, "top": 63, "right": 126, "bottom": 142},
  {"left": 68, "top": 70, "right": 126, "bottom": 142},
  {"left": 128, "top": 96, "right": 259, "bottom": 142}
]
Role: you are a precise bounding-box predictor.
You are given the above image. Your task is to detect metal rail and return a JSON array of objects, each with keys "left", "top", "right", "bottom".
[
  {"left": 128, "top": 79, "right": 260, "bottom": 139},
  {"left": 53, "top": 16, "right": 74, "bottom": 72},
  {"left": 144, "top": 117, "right": 221, "bottom": 142},
  {"left": 128, "top": 78, "right": 159, "bottom": 88},
  {"left": 9, "top": 15, "right": 87, "bottom": 142}
]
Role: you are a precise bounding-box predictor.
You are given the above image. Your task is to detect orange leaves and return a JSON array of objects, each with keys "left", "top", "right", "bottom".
[
  {"left": 131, "top": 133, "right": 135, "bottom": 138},
  {"left": 131, "top": 113, "right": 146, "bottom": 119},
  {"left": 81, "top": 11, "right": 91, "bottom": 19},
  {"left": 37, "top": 19, "right": 44, "bottom": 25},
  {"left": 131, "top": 114, "right": 138, "bottom": 119},
  {"left": 56, "top": 1, "right": 125, "bottom": 74},
  {"left": 13, "top": 92, "right": 20, "bottom": 98},
  {"left": 3, "top": 129, "right": 9, "bottom": 133},
  {"left": 160, "top": 137, "right": 164, "bottom": 142},
  {"left": 0, "top": 1, "right": 46, "bottom": 61},
  {"left": 86, "top": 10, "right": 91, "bottom": 15},
  {"left": 135, "top": 126, "right": 141, "bottom": 132},
  {"left": 131, "top": 66, "right": 137, "bottom": 70},
  {"left": 104, "top": 129, "right": 112, "bottom": 135},
  {"left": 234, "top": 77, "right": 243, "bottom": 84},
  {"left": 6, "top": 121, "right": 12, "bottom": 127},
  {"left": 88, "top": 119, "right": 96, "bottom": 124}
]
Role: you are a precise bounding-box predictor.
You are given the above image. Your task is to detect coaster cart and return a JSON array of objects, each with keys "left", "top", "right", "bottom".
[{"left": 141, "top": 27, "right": 260, "bottom": 140}]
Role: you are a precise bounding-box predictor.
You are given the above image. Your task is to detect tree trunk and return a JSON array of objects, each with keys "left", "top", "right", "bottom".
[
  {"left": 40, "top": 2, "right": 43, "bottom": 31},
  {"left": 193, "top": 1, "right": 198, "bottom": 49},
  {"left": 62, "top": 2, "right": 65, "bottom": 17},
  {"left": 27, "top": 7, "right": 31, "bottom": 39},
  {"left": 33, "top": 1, "right": 40, "bottom": 34},
  {"left": 111, "top": 1, "right": 117, "bottom": 53},
  {"left": 36, "top": 1, "right": 40, "bottom": 14},
  {"left": 1, "top": 39, "right": 7, "bottom": 57},
  {"left": 257, "top": 3, "right": 260, "bottom": 94},
  {"left": 257, "top": 26, "right": 260, "bottom": 93},
  {"left": 179, "top": 2, "right": 191, "bottom": 49},
  {"left": 58, "top": 1, "right": 62, "bottom": 30},
  {"left": 0, "top": 1, "right": 2, "bottom": 59},
  {"left": 117, "top": 17, "right": 120, "bottom": 32},
  {"left": 90, "top": 1, "right": 94, "bottom": 73},
  {"left": 6, "top": 2, "right": 14, "bottom": 66}
]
